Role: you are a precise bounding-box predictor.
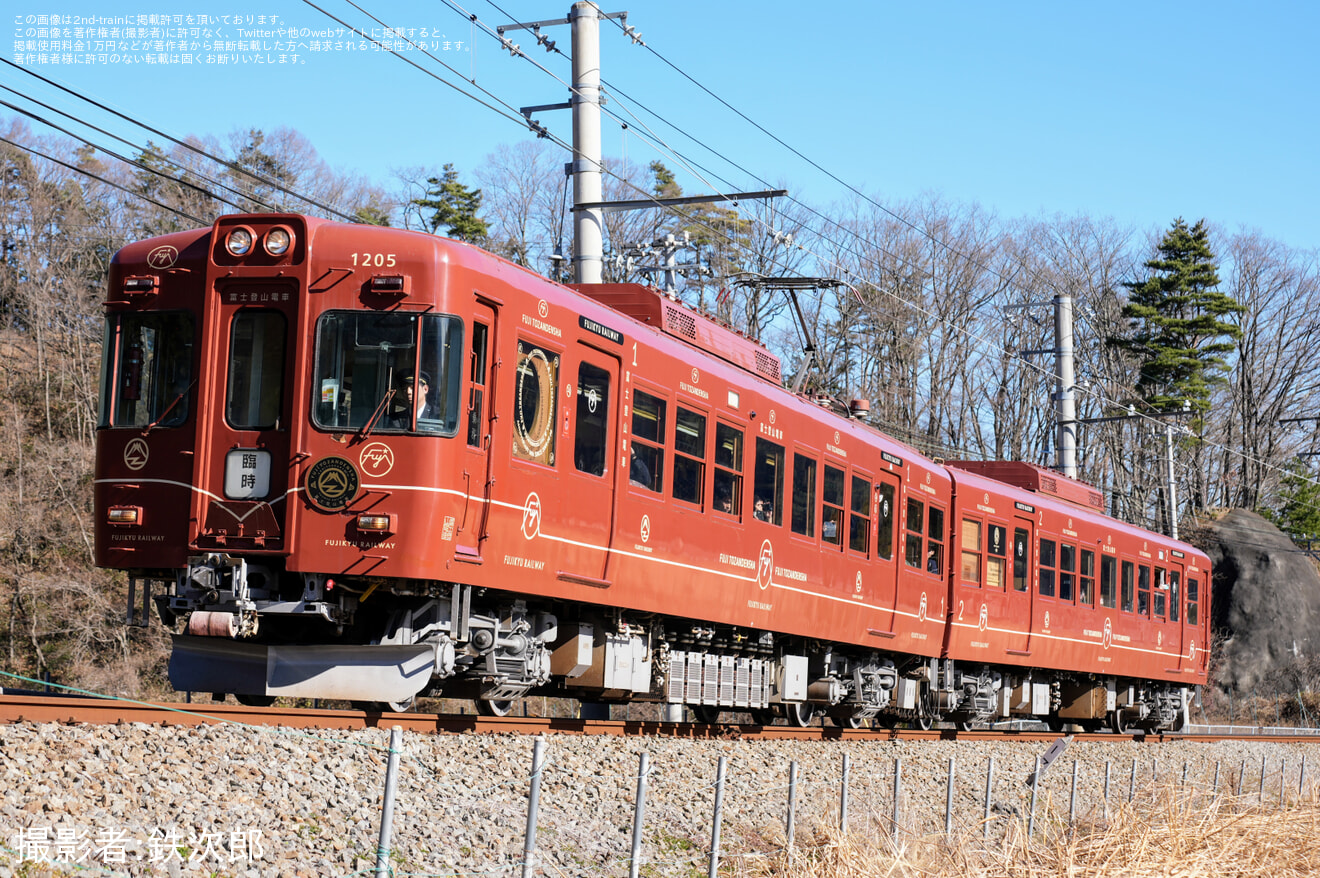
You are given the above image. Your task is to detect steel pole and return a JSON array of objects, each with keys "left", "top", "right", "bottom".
[
  {"left": 1054, "top": 291, "right": 1077, "bottom": 478},
  {"left": 570, "top": 1, "right": 603, "bottom": 283}
]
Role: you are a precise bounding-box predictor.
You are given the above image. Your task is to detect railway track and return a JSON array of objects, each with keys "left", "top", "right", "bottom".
[{"left": 2, "top": 693, "right": 1314, "bottom": 744}]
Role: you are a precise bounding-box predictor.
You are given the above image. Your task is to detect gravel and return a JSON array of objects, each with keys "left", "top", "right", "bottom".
[{"left": 2, "top": 719, "right": 1318, "bottom": 877}]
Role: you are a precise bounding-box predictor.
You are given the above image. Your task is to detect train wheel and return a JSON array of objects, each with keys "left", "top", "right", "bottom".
[
  {"left": 690, "top": 705, "right": 722, "bottom": 724},
  {"left": 749, "top": 708, "right": 778, "bottom": 726},
  {"left": 784, "top": 702, "right": 817, "bottom": 727},
  {"left": 1046, "top": 715, "right": 1066, "bottom": 733},
  {"left": 876, "top": 714, "right": 899, "bottom": 730},
  {"left": 476, "top": 698, "right": 515, "bottom": 717},
  {"left": 1108, "top": 710, "right": 1128, "bottom": 735},
  {"left": 829, "top": 714, "right": 869, "bottom": 729},
  {"left": 955, "top": 720, "right": 974, "bottom": 732},
  {"left": 235, "top": 693, "right": 276, "bottom": 708}
]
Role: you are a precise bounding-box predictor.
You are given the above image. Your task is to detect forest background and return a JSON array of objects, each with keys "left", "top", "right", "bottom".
[{"left": 2, "top": 116, "right": 1319, "bottom": 701}]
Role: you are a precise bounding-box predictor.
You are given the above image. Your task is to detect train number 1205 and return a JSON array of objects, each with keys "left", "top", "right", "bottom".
[{"left": 352, "top": 252, "right": 397, "bottom": 267}]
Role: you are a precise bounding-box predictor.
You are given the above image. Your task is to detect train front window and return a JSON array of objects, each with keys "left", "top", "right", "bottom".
[
  {"left": 227, "top": 310, "right": 286, "bottom": 430},
  {"left": 99, "top": 311, "right": 195, "bottom": 428},
  {"left": 312, "top": 311, "right": 462, "bottom": 435}
]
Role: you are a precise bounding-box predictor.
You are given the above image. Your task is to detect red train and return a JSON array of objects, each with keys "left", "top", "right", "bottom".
[{"left": 95, "top": 213, "right": 1210, "bottom": 731}]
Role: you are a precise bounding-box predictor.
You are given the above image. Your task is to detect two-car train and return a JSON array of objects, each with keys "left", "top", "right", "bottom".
[{"left": 94, "top": 213, "right": 1209, "bottom": 731}]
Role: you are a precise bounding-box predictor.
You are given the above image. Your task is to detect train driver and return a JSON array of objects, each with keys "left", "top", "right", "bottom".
[{"left": 388, "top": 370, "right": 434, "bottom": 428}]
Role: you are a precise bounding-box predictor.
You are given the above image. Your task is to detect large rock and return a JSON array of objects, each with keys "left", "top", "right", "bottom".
[{"left": 1196, "top": 508, "right": 1320, "bottom": 694}]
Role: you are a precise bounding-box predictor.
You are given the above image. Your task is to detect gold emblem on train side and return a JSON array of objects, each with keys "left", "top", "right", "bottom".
[{"left": 305, "top": 455, "right": 359, "bottom": 511}]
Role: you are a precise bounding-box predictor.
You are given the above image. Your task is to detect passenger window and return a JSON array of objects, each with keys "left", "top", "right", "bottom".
[
  {"left": 1187, "top": 578, "right": 1199, "bottom": 625},
  {"left": 1169, "top": 571, "right": 1180, "bottom": 622},
  {"left": 512, "top": 340, "right": 560, "bottom": 465},
  {"left": 467, "top": 322, "right": 489, "bottom": 447},
  {"left": 876, "top": 483, "right": 896, "bottom": 561},
  {"left": 822, "top": 466, "right": 845, "bottom": 546},
  {"left": 961, "top": 518, "right": 982, "bottom": 585},
  {"left": 1100, "top": 555, "right": 1117, "bottom": 608},
  {"left": 849, "top": 475, "right": 871, "bottom": 555},
  {"left": 791, "top": 454, "right": 816, "bottom": 536},
  {"left": 986, "top": 523, "right": 1006, "bottom": 589},
  {"left": 1137, "top": 565, "right": 1151, "bottom": 617},
  {"left": 1080, "top": 550, "right": 1095, "bottom": 607},
  {"left": 227, "top": 310, "right": 285, "bottom": 429},
  {"left": 673, "top": 407, "right": 707, "bottom": 505},
  {"left": 926, "top": 506, "right": 945, "bottom": 575},
  {"left": 573, "top": 362, "right": 609, "bottom": 477},
  {"left": 630, "top": 389, "right": 665, "bottom": 491},
  {"left": 1121, "top": 561, "right": 1135, "bottom": 613},
  {"left": 1059, "top": 543, "right": 1076, "bottom": 603},
  {"left": 1153, "top": 568, "right": 1167, "bottom": 620},
  {"left": 753, "top": 438, "right": 784, "bottom": 525},
  {"left": 1012, "top": 528, "right": 1030, "bottom": 592},
  {"left": 713, "top": 423, "right": 743, "bottom": 517},
  {"left": 905, "top": 498, "right": 925, "bottom": 568},
  {"left": 1039, "top": 538, "right": 1056, "bottom": 598}
]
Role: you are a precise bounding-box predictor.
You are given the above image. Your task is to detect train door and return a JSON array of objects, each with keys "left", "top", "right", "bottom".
[
  {"left": 868, "top": 470, "right": 902, "bottom": 633},
  {"left": 455, "top": 299, "right": 498, "bottom": 561},
  {"left": 1004, "top": 515, "right": 1034, "bottom": 655},
  {"left": 561, "top": 343, "right": 620, "bottom": 585},
  {"left": 1163, "top": 554, "right": 1186, "bottom": 665}
]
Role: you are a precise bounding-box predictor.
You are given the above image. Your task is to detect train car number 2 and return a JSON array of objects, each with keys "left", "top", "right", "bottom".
[{"left": 351, "top": 252, "right": 397, "bottom": 267}]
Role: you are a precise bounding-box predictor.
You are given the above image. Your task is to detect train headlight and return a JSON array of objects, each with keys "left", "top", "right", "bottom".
[
  {"left": 264, "top": 226, "right": 293, "bottom": 256},
  {"left": 225, "top": 227, "right": 255, "bottom": 257},
  {"left": 107, "top": 506, "right": 141, "bottom": 525},
  {"left": 356, "top": 514, "right": 395, "bottom": 532}
]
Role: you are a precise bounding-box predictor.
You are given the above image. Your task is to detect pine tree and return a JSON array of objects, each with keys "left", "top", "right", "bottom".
[
  {"left": 412, "top": 163, "right": 488, "bottom": 242},
  {"left": 1262, "top": 459, "right": 1320, "bottom": 544},
  {"left": 1109, "top": 218, "right": 1243, "bottom": 414}
]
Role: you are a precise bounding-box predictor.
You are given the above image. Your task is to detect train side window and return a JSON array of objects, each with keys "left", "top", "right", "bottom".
[
  {"left": 574, "top": 362, "right": 610, "bottom": 477},
  {"left": 876, "top": 482, "right": 896, "bottom": 561},
  {"left": 512, "top": 340, "right": 560, "bottom": 465},
  {"left": 417, "top": 315, "right": 463, "bottom": 434},
  {"left": 822, "top": 466, "right": 845, "bottom": 546},
  {"left": 961, "top": 518, "right": 982, "bottom": 585},
  {"left": 1059, "top": 543, "right": 1076, "bottom": 603},
  {"left": 905, "top": 498, "right": 925, "bottom": 568},
  {"left": 100, "top": 311, "right": 195, "bottom": 428},
  {"left": 1169, "top": 571, "right": 1180, "bottom": 622},
  {"left": 1137, "top": 565, "right": 1151, "bottom": 617},
  {"left": 467, "top": 322, "right": 489, "bottom": 447},
  {"left": 629, "top": 389, "right": 665, "bottom": 492},
  {"left": 791, "top": 454, "right": 817, "bottom": 536},
  {"left": 986, "top": 523, "right": 1006, "bottom": 588},
  {"left": 926, "top": 505, "right": 945, "bottom": 575},
  {"left": 1012, "top": 528, "right": 1030, "bottom": 592},
  {"left": 1187, "top": 578, "right": 1199, "bottom": 625},
  {"left": 1039, "top": 538, "right": 1056, "bottom": 598},
  {"left": 849, "top": 475, "right": 871, "bottom": 555},
  {"left": 1153, "top": 567, "right": 1167, "bottom": 620},
  {"left": 713, "top": 422, "right": 743, "bottom": 517},
  {"left": 1121, "top": 560, "right": 1135, "bottom": 612},
  {"left": 673, "top": 407, "right": 707, "bottom": 505},
  {"left": 753, "top": 438, "right": 784, "bottom": 525},
  {"left": 1100, "top": 555, "right": 1117, "bottom": 608},
  {"left": 1080, "top": 549, "right": 1095, "bottom": 607},
  {"left": 226, "top": 310, "right": 286, "bottom": 429}
]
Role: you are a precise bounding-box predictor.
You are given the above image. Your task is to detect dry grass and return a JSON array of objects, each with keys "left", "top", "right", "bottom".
[{"left": 730, "top": 788, "right": 1320, "bottom": 878}]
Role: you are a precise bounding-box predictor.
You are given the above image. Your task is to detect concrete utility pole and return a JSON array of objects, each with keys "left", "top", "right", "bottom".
[
  {"left": 1054, "top": 292, "right": 1078, "bottom": 479},
  {"left": 569, "top": 1, "right": 604, "bottom": 283}
]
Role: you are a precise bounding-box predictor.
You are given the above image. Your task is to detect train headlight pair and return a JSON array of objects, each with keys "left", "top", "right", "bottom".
[{"left": 224, "top": 225, "right": 294, "bottom": 258}]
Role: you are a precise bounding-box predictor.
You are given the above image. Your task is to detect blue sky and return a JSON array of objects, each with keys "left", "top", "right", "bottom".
[{"left": 7, "top": 1, "right": 1318, "bottom": 249}]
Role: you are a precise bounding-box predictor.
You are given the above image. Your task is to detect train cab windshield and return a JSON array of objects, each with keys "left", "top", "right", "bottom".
[
  {"left": 312, "top": 310, "right": 463, "bottom": 434},
  {"left": 98, "top": 311, "right": 195, "bottom": 428}
]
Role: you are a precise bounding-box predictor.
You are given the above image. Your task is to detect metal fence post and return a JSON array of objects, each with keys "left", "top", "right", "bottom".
[
  {"left": 1103, "top": 761, "right": 1111, "bottom": 820},
  {"left": 840, "top": 753, "right": 850, "bottom": 833},
  {"left": 1069, "top": 759, "right": 1079, "bottom": 825},
  {"left": 1028, "top": 756, "right": 1040, "bottom": 839},
  {"left": 786, "top": 761, "right": 799, "bottom": 854},
  {"left": 708, "top": 756, "right": 727, "bottom": 878},
  {"left": 1301, "top": 755, "right": 1308, "bottom": 801},
  {"left": 629, "top": 752, "right": 649, "bottom": 878},
  {"left": 945, "top": 757, "right": 955, "bottom": 837},
  {"left": 1259, "top": 755, "right": 1266, "bottom": 803},
  {"left": 1280, "top": 759, "right": 1287, "bottom": 808},
  {"left": 1128, "top": 758, "right": 1137, "bottom": 802},
  {"left": 521, "top": 736, "right": 547, "bottom": 878},
  {"left": 374, "top": 726, "right": 403, "bottom": 878},
  {"left": 1213, "top": 760, "right": 1220, "bottom": 795},
  {"left": 983, "top": 756, "right": 995, "bottom": 839},
  {"left": 891, "top": 757, "right": 903, "bottom": 838}
]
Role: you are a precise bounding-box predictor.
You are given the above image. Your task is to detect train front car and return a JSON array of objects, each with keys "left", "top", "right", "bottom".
[
  {"left": 97, "top": 214, "right": 529, "bottom": 708},
  {"left": 942, "top": 462, "right": 1211, "bottom": 733}
]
